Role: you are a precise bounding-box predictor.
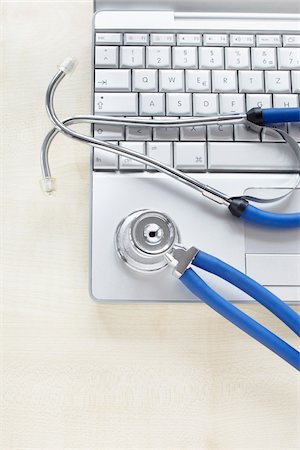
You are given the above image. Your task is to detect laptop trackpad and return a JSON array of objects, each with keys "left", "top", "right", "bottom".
[{"left": 244, "top": 188, "right": 300, "bottom": 292}]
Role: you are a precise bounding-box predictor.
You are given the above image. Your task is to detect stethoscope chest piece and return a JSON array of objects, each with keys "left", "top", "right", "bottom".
[{"left": 115, "top": 210, "right": 180, "bottom": 273}]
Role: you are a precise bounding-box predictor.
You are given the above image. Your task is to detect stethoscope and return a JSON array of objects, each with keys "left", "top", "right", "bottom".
[{"left": 41, "top": 58, "right": 300, "bottom": 369}]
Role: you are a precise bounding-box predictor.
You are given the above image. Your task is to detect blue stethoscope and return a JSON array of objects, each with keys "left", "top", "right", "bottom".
[{"left": 42, "top": 59, "right": 300, "bottom": 370}]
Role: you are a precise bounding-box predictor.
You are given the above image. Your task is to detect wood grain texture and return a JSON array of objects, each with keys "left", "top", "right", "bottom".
[{"left": 1, "top": 2, "right": 299, "bottom": 449}]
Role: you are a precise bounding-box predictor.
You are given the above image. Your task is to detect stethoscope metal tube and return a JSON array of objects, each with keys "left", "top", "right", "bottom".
[{"left": 41, "top": 59, "right": 300, "bottom": 227}]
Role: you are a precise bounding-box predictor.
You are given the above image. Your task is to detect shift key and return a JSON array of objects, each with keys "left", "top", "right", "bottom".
[{"left": 94, "top": 93, "right": 138, "bottom": 115}]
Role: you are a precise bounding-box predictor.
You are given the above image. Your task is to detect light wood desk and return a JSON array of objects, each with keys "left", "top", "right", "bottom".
[{"left": 1, "top": 2, "right": 299, "bottom": 448}]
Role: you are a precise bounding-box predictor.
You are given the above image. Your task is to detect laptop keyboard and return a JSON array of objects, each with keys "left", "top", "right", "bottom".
[{"left": 93, "top": 32, "right": 300, "bottom": 173}]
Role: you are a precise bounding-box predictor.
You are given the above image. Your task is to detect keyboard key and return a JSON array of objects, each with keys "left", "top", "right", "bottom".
[
  {"left": 166, "top": 93, "right": 192, "bottom": 116},
  {"left": 212, "top": 70, "right": 238, "bottom": 92},
  {"left": 256, "top": 35, "right": 281, "bottom": 47},
  {"left": 246, "top": 94, "right": 272, "bottom": 109},
  {"left": 95, "top": 46, "right": 118, "bottom": 68},
  {"left": 277, "top": 48, "right": 300, "bottom": 69},
  {"left": 180, "top": 124, "right": 206, "bottom": 141},
  {"left": 234, "top": 124, "right": 261, "bottom": 141},
  {"left": 225, "top": 48, "right": 250, "bottom": 69},
  {"left": 261, "top": 124, "right": 287, "bottom": 142},
  {"left": 186, "top": 70, "right": 211, "bottom": 92},
  {"left": 208, "top": 143, "right": 298, "bottom": 171},
  {"left": 95, "top": 33, "right": 122, "bottom": 45},
  {"left": 288, "top": 123, "right": 300, "bottom": 142},
  {"left": 95, "top": 69, "right": 131, "bottom": 91},
  {"left": 94, "top": 93, "right": 138, "bottom": 115},
  {"left": 146, "top": 46, "right": 171, "bottom": 68},
  {"left": 265, "top": 71, "right": 291, "bottom": 93},
  {"left": 119, "top": 141, "right": 146, "bottom": 170},
  {"left": 207, "top": 125, "right": 233, "bottom": 141},
  {"left": 173, "top": 47, "right": 198, "bottom": 68},
  {"left": 126, "top": 118, "right": 152, "bottom": 141},
  {"left": 238, "top": 71, "right": 264, "bottom": 93},
  {"left": 147, "top": 142, "right": 173, "bottom": 168},
  {"left": 120, "top": 46, "right": 144, "bottom": 68},
  {"left": 193, "top": 93, "right": 219, "bottom": 115},
  {"left": 174, "top": 142, "right": 207, "bottom": 171},
  {"left": 159, "top": 70, "right": 184, "bottom": 92},
  {"left": 132, "top": 69, "right": 158, "bottom": 92},
  {"left": 292, "top": 71, "right": 300, "bottom": 93},
  {"left": 140, "top": 93, "right": 165, "bottom": 115},
  {"left": 219, "top": 93, "right": 245, "bottom": 113},
  {"left": 94, "top": 122, "right": 124, "bottom": 140},
  {"left": 283, "top": 35, "right": 300, "bottom": 47},
  {"left": 230, "top": 34, "right": 255, "bottom": 47},
  {"left": 251, "top": 48, "right": 277, "bottom": 69},
  {"left": 199, "top": 47, "right": 224, "bottom": 69},
  {"left": 94, "top": 147, "right": 118, "bottom": 170},
  {"left": 177, "top": 34, "right": 202, "bottom": 46},
  {"left": 150, "top": 34, "right": 175, "bottom": 45},
  {"left": 273, "top": 94, "right": 299, "bottom": 108},
  {"left": 203, "top": 34, "right": 228, "bottom": 46},
  {"left": 124, "top": 33, "right": 149, "bottom": 45},
  {"left": 153, "top": 118, "right": 179, "bottom": 141}
]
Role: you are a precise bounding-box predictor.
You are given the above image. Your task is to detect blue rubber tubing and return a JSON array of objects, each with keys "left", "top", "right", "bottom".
[
  {"left": 180, "top": 268, "right": 300, "bottom": 370},
  {"left": 193, "top": 251, "right": 300, "bottom": 336},
  {"left": 262, "top": 107, "right": 300, "bottom": 125},
  {"left": 240, "top": 205, "right": 300, "bottom": 228}
]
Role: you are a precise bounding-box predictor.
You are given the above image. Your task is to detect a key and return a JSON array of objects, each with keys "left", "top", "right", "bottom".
[
  {"left": 95, "top": 33, "right": 122, "bottom": 45},
  {"left": 150, "top": 34, "right": 176, "bottom": 45},
  {"left": 147, "top": 142, "right": 173, "bottom": 169},
  {"left": 265, "top": 71, "right": 291, "bottom": 93},
  {"left": 94, "top": 122, "right": 124, "bottom": 141},
  {"left": 124, "top": 33, "right": 149, "bottom": 45},
  {"left": 126, "top": 117, "right": 152, "bottom": 141},
  {"left": 261, "top": 124, "right": 287, "bottom": 143},
  {"left": 212, "top": 70, "right": 238, "bottom": 92},
  {"left": 94, "top": 147, "right": 118, "bottom": 170},
  {"left": 292, "top": 71, "right": 300, "bottom": 93},
  {"left": 208, "top": 143, "right": 298, "bottom": 171},
  {"left": 288, "top": 123, "right": 300, "bottom": 142},
  {"left": 95, "top": 46, "right": 119, "bottom": 68},
  {"left": 173, "top": 47, "right": 198, "bottom": 68},
  {"left": 166, "top": 93, "right": 192, "bottom": 116},
  {"left": 174, "top": 142, "right": 207, "bottom": 171},
  {"left": 219, "top": 94, "right": 245, "bottom": 113},
  {"left": 203, "top": 34, "right": 228, "bottom": 46},
  {"left": 94, "top": 93, "right": 138, "bottom": 115},
  {"left": 283, "top": 35, "right": 300, "bottom": 47},
  {"left": 207, "top": 125, "right": 233, "bottom": 141},
  {"left": 180, "top": 124, "right": 206, "bottom": 141},
  {"left": 120, "top": 46, "right": 145, "bottom": 68},
  {"left": 277, "top": 48, "right": 300, "bottom": 69},
  {"left": 186, "top": 70, "right": 211, "bottom": 92},
  {"left": 238, "top": 71, "right": 264, "bottom": 93},
  {"left": 230, "top": 34, "right": 255, "bottom": 47},
  {"left": 139, "top": 93, "right": 165, "bottom": 115},
  {"left": 159, "top": 70, "right": 184, "bottom": 92},
  {"left": 273, "top": 94, "right": 299, "bottom": 108},
  {"left": 119, "top": 141, "right": 146, "bottom": 170},
  {"left": 246, "top": 94, "right": 272, "bottom": 109},
  {"left": 95, "top": 69, "right": 131, "bottom": 92},
  {"left": 153, "top": 117, "right": 179, "bottom": 141},
  {"left": 251, "top": 48, "right": 277, "bottom": 69},
  {"left": 132, "top": 69, "right": 158, "bottom": 92},
  {"left": 256, "top": 35, "right": 281, "bottom": 47},
  {"left": 199, "top": 47, "right": 224, "bottom": 69},
  {"left": 193, "top": 93, "right": 219, "bottom": 115},
  {"left": 177, "top": 34, "right": 202, "bottom": 46},
  {"left": 234, "top": 124, "right": 261, "bottom": 142},
  {"left": 146, "top": 46, "right": 171, "bottom": 68},
  {"left": 225, "top": 48, "right": 250, "bottom": 69}
]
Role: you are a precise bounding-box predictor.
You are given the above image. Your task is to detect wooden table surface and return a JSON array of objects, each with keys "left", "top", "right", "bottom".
[{"left": 1, "top": 2, "right": 299, "bottom": 449}]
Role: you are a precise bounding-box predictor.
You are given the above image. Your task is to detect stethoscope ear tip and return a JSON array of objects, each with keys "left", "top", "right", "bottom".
[
  {"left": 57, "top": 57, "right": 78, "bottom": 75},
  {"left": 39, "top": 177, "right": 57, "bottom": 196}
]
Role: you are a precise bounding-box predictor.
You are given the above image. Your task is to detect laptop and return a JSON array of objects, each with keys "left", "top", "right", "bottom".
[{"left": 90, "top": 0, "right": 300, "bottom": 302}]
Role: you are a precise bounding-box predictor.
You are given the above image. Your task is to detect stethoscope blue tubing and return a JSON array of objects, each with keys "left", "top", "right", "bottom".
[
  {"left": 241, "top": 205, "right": 300, "bottom": 228},
  {"left": 180, "top": 251, "right": 300, "bottom": 370}
]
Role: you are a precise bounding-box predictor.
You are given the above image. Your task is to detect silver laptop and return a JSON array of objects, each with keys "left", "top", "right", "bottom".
[{"left": 90, "top": 0, "right": 300, "bottom": 302}]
